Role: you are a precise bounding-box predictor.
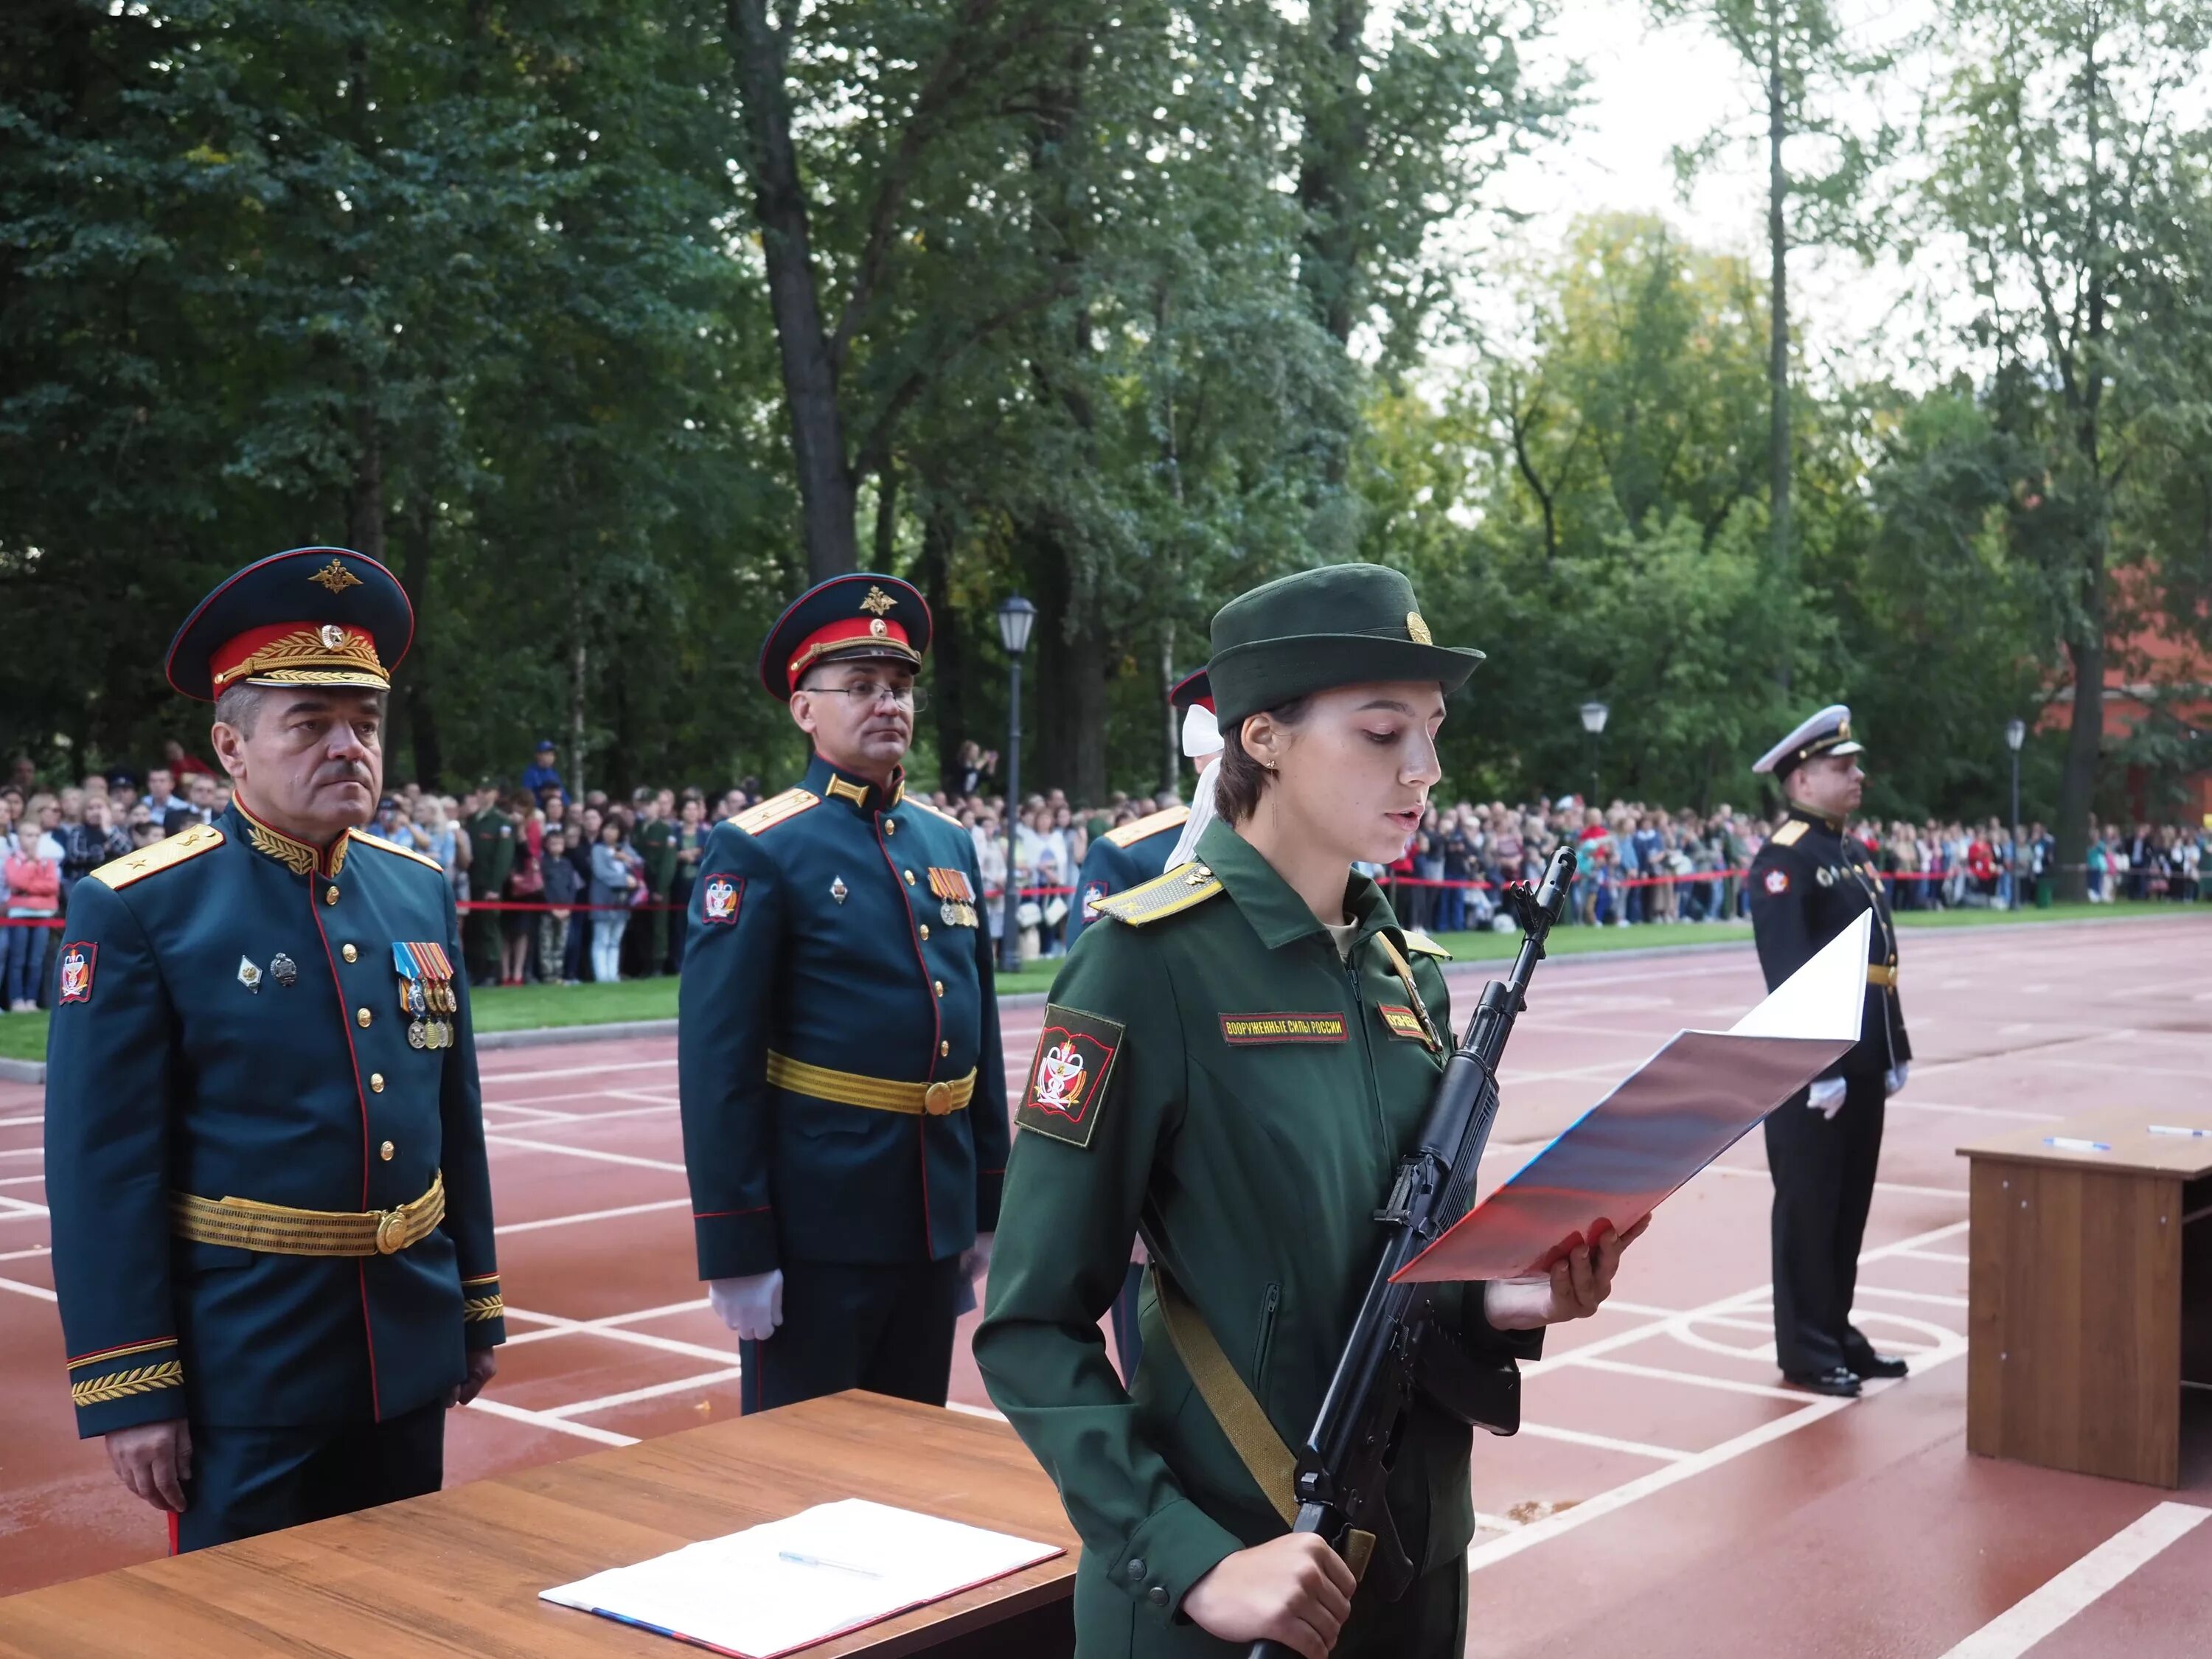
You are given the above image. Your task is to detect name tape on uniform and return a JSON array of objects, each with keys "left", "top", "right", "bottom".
[{"left": 1219, "top": 1012, "right": 1349, "bottom": 1046}]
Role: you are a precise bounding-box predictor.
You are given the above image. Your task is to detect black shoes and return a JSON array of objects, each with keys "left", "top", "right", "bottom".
[
  {"left": 1848, "top": 1352, "right": 1910, "bottom": 1380},
  {"left": 1784, "top": 1366, "right": 1863, "bottom": 1397}
]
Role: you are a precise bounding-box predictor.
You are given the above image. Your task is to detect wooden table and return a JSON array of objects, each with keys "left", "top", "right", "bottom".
[
  {"left": 1959, "top": 1105, "right": 2212, "bottom": 1488},
  {"left": 0, "top": 1393, "right": 1077, "bottom": 1658}
]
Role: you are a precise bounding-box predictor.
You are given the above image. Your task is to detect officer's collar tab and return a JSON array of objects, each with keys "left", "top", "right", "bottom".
[
  {"left": 810, "top": 756, "right": 905, "bottom": 815},
  {"left": 230, "top": 796, "right": 352, "bottom": 879}
]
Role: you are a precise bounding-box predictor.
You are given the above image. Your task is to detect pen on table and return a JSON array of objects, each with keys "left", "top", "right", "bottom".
[
  {"left": 779, "top": 1550, "right": 884, "bottom": 1579},
  {"left": 2043, "top": 1136, "right": 2110, "bottom": 1152},
  {"left": 2147, "top": 1124, "right": 2211, "bottom": 1138}
]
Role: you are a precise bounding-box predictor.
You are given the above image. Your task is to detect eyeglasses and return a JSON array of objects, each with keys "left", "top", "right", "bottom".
[{"left": 807, "top": 681, "right": 928, "bottom": 712}]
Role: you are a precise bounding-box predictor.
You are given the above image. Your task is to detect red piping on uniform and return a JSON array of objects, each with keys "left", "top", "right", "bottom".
[
  {"left": 168, "top": 1512, "right": 179, "bottom": 1557},
  {"left": 307, "top": 880, "right": 381, "bottom": 1419},
  {"left": 66, "top": 1335, "right": 177, "bottom": 1366},
  {"left": 874, "top": 814, "right": 942, "bottom": 1256}
]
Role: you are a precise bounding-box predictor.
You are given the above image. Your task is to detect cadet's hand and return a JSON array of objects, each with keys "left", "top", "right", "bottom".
[
  {"left": 1183, "top": 1534, "right": 1357, "bottom": 1659},
  {"left": 1884, "top": 1062, "right": 1909, "bottom": 1099},
  {"left": 1484, "top": 1215, "right": 1651, "bottom": 1329},
  {"left": 451, "top": 1348, "right": 498, "bottom": 1406},
  {"left": 106, "top": 1419, "right": 192, "bottom": 1514},
  {"left": 708, "top": 1270, "right": 785, "bottom": 1342},
  {"left": 959, "top": 1231, "right": 995, "bottom": 1284},
  {"left": 1808, "top": 1077, "right": 1848, "bottom": 1119}
]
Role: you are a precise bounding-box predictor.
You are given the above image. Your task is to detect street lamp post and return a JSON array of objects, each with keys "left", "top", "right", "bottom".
[
  {"left": 2006, "top": 717, "right": 2026, "bottom": 909},
  {"left": 1579, "top": 701, "right": 1610, "bottom": 807},
  {"left": 996, "top": 596, "right": 1037, "bottom": 973}
]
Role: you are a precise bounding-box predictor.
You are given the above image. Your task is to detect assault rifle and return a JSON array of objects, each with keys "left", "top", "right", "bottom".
[{"left": 1250, "top": 846, "right": 1577, "bottom": 1658}]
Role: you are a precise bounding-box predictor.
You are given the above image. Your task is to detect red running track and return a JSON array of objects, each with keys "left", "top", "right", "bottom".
[{"left": 1, "top": 914, "right": 2208, "bottom": 1655}]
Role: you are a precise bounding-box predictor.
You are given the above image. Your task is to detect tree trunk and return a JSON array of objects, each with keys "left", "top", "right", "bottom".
[
  {"left": 1026, "top": 532, "right": 1107, "bottom": 805},
  {"left": 396, "top": 490, "right": 443, "bottom": 789},
  {"left": 1295, "top": 0, "right": 1368, "bottom": 349},
  {"left": 917, "top": 499, "right": 969, "bottom": 793},
  {"left": 1765, "top": 6, "right": 1792, "bottom": 694},
  {"left": 348, "top": 381, "right": 386, "bottom": 566},
  {"left": 728, "top": 0, "right": 856, "bottom": 580},
  {"left": 2056, "top": 627, "right": 2102, "bottom": 902},
  {"left": 568, "top": 555, "right": 589, "bottom": 805},
  {"left": 1159, "top": 623, "right": 1178, "bottom": 797}
]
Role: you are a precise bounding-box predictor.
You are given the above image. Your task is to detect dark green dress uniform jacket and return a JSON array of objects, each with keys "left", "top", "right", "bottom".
[
  {"left": 1065, "top": 804, "right": 1190, "bottom": 947},
  {"left": 678, "top": 757, "right": 1010, "bottom": 1279},
  {"left": 45, "top": 802, "right": 504, "bottom": 1439},
  {"left": 1746, "top": 808, "right": 1912, "bottom": 1077},
  {"left": 976, "top": 820, "right": 1535, "bottom": 1655}
]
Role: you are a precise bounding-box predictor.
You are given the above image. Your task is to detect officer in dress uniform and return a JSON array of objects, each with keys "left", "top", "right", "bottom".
[
  {"left": 679, "top": 572, "right": 1011, "bottom": 1412},
  {"left": 1067, "top": 669, "right": 1219, "bottom": 949},
  {"left": 1748, "top": 704, "right": 1913, "bottom": 1397},
  {"left": 44, "top": 546, "right": 504, "bottom": 1553}
]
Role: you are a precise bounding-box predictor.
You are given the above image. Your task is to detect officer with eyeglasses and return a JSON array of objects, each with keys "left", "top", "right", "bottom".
[{"left": 678, "top": 572, "right": 1010, "bottom": 1413}]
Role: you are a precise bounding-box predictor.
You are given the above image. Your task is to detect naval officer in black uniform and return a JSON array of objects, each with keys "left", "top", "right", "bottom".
[{"left": 1747, "top": 705, "right": 1913, "bottom": 1397}]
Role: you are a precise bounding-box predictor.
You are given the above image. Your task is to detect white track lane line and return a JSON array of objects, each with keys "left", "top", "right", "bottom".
[
  {"left": 481, "top": 1134, "right": 686, "bottom": 1173},
  {"left": 475, "top": 1059, "right": 676, "bottom": 1085},
  {"left": 1894, "top": 1248, "right": 1970, "bottom": 1265},
  {"left": 1565, "top": 1357, "right": 1808, "bottom": 1402},
  {"left": 1514, "top": 1422, "right": 1689, "bottom": 1462},
  {"left": 0, "top": 1195, "right": 49, "bottom": 1217},
  {"left": 0, "top": 1114, "right": 43, "bottom": 1127},
  {"left": 465, "top": 1396, "right": 638, "bottom": 1447},
  {"left": 1854, "top": 1285, "right": 1970, "bottom": 1310},
  {"left": 1701, "top": 1164, "right": 1968, "bottom": 1200},
  {"left": 548, "top": 1366, "right": 745, "bottom": 1419},
  {"left": 1934, "top": 1502, "right": 2211, "bottom": 1659},
  {"left": 0, "top": 1275, "right": 57, "bottom": 1301},
  {"left": 0, "top": 1245, "right": 50, "bottom": 1262},
  {"left": 1887, "top": 1100, "right": 2062, "bottom": 1122},
  {"left": 501, "top": 1306, "right": 737, "bottom": 1366},
  {"left": 0, "top": 1147, "right": 44, "bottom": 1161},
  {"left": 495, "top": 1197, "right": 692, "bottom": 1236}
]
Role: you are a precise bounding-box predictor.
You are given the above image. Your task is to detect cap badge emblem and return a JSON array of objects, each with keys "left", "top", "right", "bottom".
[
  {"left": 310, "top": 558, "right": 363, "bottom": 594},
  {"left": 1837, "top": 717, "right": 1851, "bottom": 740},
  {"left": 860, "top": 585, "right": 897, "bottom": 616},
  {"left": 869, "top": 618, "right": 888, "bottom": 638},
  {"left": 1406, "top": 612, "right": 1433, "bottom": 645},
  {"left": 320, "top": 625, "right": 347, "bottom": 650}
]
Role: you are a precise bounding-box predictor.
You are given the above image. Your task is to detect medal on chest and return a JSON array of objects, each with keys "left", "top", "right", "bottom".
[{"left": 394, "top": 942, "right": 456, "bottom": 1050}]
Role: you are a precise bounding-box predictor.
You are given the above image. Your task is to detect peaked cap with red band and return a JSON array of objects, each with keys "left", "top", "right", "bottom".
[
  {"left": 166, "top": 546, "right": 416, "bottom": 703},
  {"left": 758, "top": 571, "right": 931, "bottom": 702},
  {"left": 1169, "top": 667, "right": 1213, "bottom": 718}
]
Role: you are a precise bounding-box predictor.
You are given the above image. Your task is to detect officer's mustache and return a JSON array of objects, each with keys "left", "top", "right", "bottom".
[{"left": 311, "top": 761, "right": 375, "bottom": 787}]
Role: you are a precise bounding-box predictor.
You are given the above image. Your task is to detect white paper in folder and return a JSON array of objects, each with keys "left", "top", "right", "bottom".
[{"left": 540, "top": 1498, "right": 1063, "bottom": 1658}]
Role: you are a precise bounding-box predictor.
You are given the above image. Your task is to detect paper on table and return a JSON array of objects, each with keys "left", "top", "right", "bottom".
[
  {"left": 540, "top": 1498, "right": 1063, "bottom": 1659},
  {"left": 1394, "top": 913, "right": 1871, "bottom": 1284}
]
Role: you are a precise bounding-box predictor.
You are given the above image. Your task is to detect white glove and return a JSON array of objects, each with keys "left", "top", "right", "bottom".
[
  {"left": 1807, "top": 1077, "right": 1848, "bottom": 1119},
  {"left": 1885, "top": 1061, "right": 1909, "bottom": 1098},
  {"left": 959, "top": 1231, "right": 995, "bottom": 1284},
  {"left": 707, "top": 1270, "right": 784, "bottom": 1342}
]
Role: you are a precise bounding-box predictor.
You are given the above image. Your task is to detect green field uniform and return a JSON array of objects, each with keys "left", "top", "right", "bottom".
[
  {"left": 636, "top": 813, "right": 679, "bottom": 973},
  {"left": 976, "top": 818, "right": 1537, "bottom": 1658},
  {"left": 462, "top": 805, "right": 515, "bottom": 981}
]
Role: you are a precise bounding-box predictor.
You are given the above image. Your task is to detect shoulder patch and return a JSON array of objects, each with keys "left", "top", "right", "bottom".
[
  {"left": 88, "top": 824, "right": 223, "bottom": 890},
  {"left": 1105, "top": 804, "right": 1191, "bottom": 849},
  {"left": 1401, "top": 928, "right": 1453, "bottom": 960},
  {"left": 1769, "top": 820, "right": 1809, "bottom": 848},
  {"left": 1092, "top": 861, "right": 1224, "bottom": 928},
  {"left": 1016, "top": 1004, "right": 1127, "bottom": 1150},
  {"left": 348, "top": 827, "right": 445, "bottom": 872},
  {"left": 900, "top": 796, "right": 963, "bottom": 828},
  {"left": 734, "top": 787, "right": 821, "bottom": 836}
]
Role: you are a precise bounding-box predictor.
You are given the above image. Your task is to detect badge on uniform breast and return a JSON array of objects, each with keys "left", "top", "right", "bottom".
[
  {"left": 928, "top": 868, "right": 978, "bottom": 928},
  {"left": 237, "top": 956, "right": 264, "bottom": 994},
  {"left": 58, "top": 942, "right": 95, "bottom": 1005},
  {"left": 271, "top": 952, "right": 298, "bottom": 988},
  {"left": 1764, "top": 869, "right": 1790, "bottom": 895},
  {"left": 703, "top": 873, "right": 743, "bottom": 923},
  {"left": 1816, "top": 866, "right": 1837, "bottom": 887},
  {"left": 1080, "top": 880, "right": 1109, "bottom": 919},
  {"left": 1016, "top": 1004, "right": 1126, "bottom": 1150},
  {"left": 394, "top": 942, "right": 456, "bottom": 1049}
]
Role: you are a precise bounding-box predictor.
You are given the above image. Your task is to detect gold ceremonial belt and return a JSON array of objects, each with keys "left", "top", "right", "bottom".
[
  {"left": 171, "top": 1172, "right": 445, "bottom": 1257},
  {"left": 765, "top": 1052, "right": 975, "bottom": 1118},
  {"left": 1867, "top": 964, "right": 1899, "bottom": 989}
]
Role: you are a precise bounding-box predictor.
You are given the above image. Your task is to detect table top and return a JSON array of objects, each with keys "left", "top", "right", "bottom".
[
  {"left": 1956, "top": 1103, "right": 2212, "bottom": 1178},
  {"left": 0, "top": 1393, "right": 1079, "bottom": 1659}
]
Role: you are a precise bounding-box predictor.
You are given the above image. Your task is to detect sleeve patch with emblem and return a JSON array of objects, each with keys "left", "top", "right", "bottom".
[
  {"left": 58, "top": 942, "right": 96, "bottom": 1004},
  {"left": 1016, "top": 1004, "right": 1125, "bottom": 1149},
  {"left": 701, "top": 872, "right": 744, "bottom": 924},
  {"left": 1764, "top": 869, "right": 1790, "bottom": 895}
]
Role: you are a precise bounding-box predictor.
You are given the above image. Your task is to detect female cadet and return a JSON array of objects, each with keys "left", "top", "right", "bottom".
[{"left": 975, "top": 563, "right": 1642, "bottom": 1659}]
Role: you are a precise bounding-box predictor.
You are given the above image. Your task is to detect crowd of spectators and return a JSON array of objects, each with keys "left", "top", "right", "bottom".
[{"left": 0, "top": 737, "right": 2205, "bottom": 1012}]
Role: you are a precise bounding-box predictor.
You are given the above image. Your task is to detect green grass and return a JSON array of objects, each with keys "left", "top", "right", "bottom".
[{"left": 1, "top": 898, "right": 2195, "bottom": 1063}]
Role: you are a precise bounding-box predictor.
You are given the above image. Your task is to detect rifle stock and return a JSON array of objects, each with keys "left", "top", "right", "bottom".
[{"left": 1248, "top": 848, "right": 1576, "bottom": 1659}]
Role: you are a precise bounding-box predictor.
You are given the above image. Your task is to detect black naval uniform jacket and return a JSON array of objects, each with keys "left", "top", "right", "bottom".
[
  {"left": 678, "top": 757, "right": 1011, "bottom": 1281},
  {"left": 1746, "top": 807, "right": 1913, "bottom": 1078},
  {"left": 45, "top": 801, "right": 504, "bottom": 1439}
]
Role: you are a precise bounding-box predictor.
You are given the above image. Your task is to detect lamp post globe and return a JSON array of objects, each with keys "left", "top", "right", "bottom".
[
  {"left": 1579, "top": 700, "right": 1610, "bottom": 806},
  {"left": 996, "top": 597, "right": 1036, "bottom": 972}
]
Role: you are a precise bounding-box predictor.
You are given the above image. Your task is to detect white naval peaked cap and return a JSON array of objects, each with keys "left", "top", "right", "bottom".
[
  {"left": 1752, "top": 704, "right": 1865, "bottom": 776},
  {"left": 1180, "top": 700, "right": 1222, "bottom": 760}
]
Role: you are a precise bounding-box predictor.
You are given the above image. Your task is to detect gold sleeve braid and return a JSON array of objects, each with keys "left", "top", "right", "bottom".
[{"left": 71, "top": 1360, "right": 184, "bottom": 1408}]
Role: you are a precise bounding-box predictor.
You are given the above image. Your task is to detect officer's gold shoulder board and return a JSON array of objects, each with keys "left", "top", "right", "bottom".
[
  {"left": 1104, "top": 804, "right": 1191, "bottom": 849},
  {"left": 88, "top": 823, "right": 223, "bottom": 890},
  {"left": 1016, "top": 1003, "right": 1126, "bottom": 1150},
  {"left": 902, "top": 796, "right": 962, "bottom": 828},
  {"left": 1770, "top": 820, "right": 1809, "bottom": 848},
  {"left": 1401, "top": 928, "right": 1453, "bottom": 960},
  {"left": 348, "top": 827, "right": 445, "bottom": 872},
  {"left": 735, "top": 787, "right": 821, "bottom": 836},
  {"left": 1092, "top": 861, "right": 1223, "bottom": 927}
]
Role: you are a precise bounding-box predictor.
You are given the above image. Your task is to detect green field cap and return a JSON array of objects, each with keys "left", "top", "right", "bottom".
[{"left": 1207, "top": 563, "right": 1484, "bottom": 726}]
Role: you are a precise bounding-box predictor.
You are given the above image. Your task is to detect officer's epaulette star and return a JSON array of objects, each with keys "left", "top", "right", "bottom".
[
  {"left": 348, "top": 827, "right": 445, "bottom": 872},
  {"left": 1093, "top": 860, "right": 1223, "bottom": 927},
  {"left": 1104, "top": 804, "right": 1192, "bottom": 849},
  {"left": 88, "top": 823, "right": 224, "bottom": 890},
  {"left": 1769, "top": 821, "right": 1809, "bottom": 848},
  {"left": 735, "top": 787, "right": 821, "bottom": 835}
]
